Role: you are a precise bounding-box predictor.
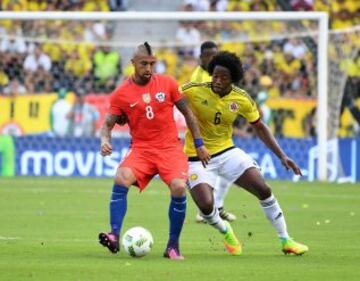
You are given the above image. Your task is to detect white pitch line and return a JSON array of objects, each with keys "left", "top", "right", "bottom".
[{"left": 0, "top": 236, "right": 22, "bottom": 240}]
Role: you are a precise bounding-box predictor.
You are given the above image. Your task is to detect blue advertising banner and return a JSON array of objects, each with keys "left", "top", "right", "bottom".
[{"left": 0, "top": 136, "right": 358, "bottom": 182}]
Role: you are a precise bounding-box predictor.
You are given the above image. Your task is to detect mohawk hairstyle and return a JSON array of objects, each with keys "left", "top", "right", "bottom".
[{"left": 144, "top": 42, "right": 152, "bottom": 55}]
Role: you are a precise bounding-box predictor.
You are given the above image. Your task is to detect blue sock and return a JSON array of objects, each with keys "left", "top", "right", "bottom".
[
  {"left": 110, "top": 184, "right": 128, "bottom": 236},
  {"left": 168, "top": 195, "right": 187, "bottom": 245}
]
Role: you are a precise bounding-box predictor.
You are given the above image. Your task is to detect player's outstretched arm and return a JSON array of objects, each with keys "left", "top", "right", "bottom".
[
  {"left": 251, "top": 119, "right": 302, "bottom": 176},
  {"left": 175, "top": 97, "right": 211, "bottom": 167},
  {"left": 100, "top": 113, "right": 124, "bottom": 156}
]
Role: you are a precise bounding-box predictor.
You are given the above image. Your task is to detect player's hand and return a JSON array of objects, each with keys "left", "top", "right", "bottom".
[
  {"left": 280, "top": 156, "right": 302, "bottom": 176},
  {"left": 196, "top": 146, "right": 211, "bottom": 168},
  {"left": 100, "top": 141, "right": 112, "bottom": 156}
]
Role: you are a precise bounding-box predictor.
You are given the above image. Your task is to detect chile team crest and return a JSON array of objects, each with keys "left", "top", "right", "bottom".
[
  {"left": 229, "top": 102, "right": 239, "bottom": 112},
  {"left": 155, "top": 92, "right": 166, "bottom": 103},
  {"left": 142, "top": 93, "right": 151, "bottom": 104}
]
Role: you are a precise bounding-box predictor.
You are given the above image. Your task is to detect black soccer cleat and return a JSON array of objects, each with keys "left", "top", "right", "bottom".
[{"left": 98, "top": 232, "right": 120, "bottom": 254}]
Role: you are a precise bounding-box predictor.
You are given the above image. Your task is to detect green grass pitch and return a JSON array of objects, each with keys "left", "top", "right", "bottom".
[{"left": 0, "top": 177, "right": 359, "bottom": 281}]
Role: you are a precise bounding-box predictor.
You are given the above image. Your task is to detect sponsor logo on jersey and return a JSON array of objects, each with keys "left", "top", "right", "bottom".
[
  {"left": 142, "top": 93, "right": 151, "bottom": 104},
  {"left": 229, "top": 102, "right": 239, "bottom": 112},
  {"left": 155, "top": 92, "right": 166, "bottom": 102},
  {"left": 190, "top": 173, "right": 198, "bottom": 181}
]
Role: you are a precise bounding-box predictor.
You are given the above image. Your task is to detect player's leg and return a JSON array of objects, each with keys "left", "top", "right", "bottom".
[
  {"left": 214, "top": 176, "right": 237, "bottom": 222},
  {"left": 157, "top": 146, "right": 189, "bottom": 260},
  {"left": 99, "top": 149, "right": 155, "bottom": 254},
  {"left": 164, "top": 178, "right": 187, "bottom": 260},
  {"left": 234, "top": 167, "right": 308, "bottom": 255},
  {"left": 98, "top": 167, "right": 135, "bottom": 253},
  {"left": 196, "top": 176, "right": 236, "bottom": 223},
  {"left": 187, "top": 159, "right": 242, "bottom": 255}
]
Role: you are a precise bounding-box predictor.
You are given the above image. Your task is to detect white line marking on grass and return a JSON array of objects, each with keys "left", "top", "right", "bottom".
[{"left": 0, "top": 236, "right": 22, "bottom": 240}]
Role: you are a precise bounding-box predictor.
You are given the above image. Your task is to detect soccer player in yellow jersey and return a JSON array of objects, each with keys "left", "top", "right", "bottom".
[
  {"left": 181, "top": 51, "right": 309, "bottom": 255},
  {"left": 190, "top": 41, "right": 237, "bottom": 224}
]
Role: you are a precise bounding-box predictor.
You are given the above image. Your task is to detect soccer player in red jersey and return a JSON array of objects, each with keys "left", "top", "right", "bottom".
[{"left": 98, "top": 42, "right": 210, "bottom": 260}]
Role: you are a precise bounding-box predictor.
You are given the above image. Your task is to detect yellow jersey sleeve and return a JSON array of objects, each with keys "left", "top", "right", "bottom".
[
  {"left": 190, "top": 66, "right": 212, "bottom": 83},
  {"left": 232, "top": 86, "right": 260, "bottom": 123}
]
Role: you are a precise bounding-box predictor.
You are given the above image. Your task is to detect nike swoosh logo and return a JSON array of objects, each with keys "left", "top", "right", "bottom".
[{"left": 130, "top": 102, "right": 139, "bottom": 108}]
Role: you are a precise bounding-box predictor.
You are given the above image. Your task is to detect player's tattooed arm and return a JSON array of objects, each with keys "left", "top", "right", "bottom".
[
  {"left": 175, "top": 97, "right": 211, "bottom": 167},
  {"left": 100, "top": 113, "right": 125, "bottom": 156}
]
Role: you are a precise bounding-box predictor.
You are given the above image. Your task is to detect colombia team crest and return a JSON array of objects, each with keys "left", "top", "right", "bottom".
[
  {"left": 142, "top": 93, "right": 151, "bottom": 104},
  {"left": 155, "top": 92, "right": 166, "bottom": 102},
  {"left": 229, "top": 102, "right": 239, "bottom": 112}
]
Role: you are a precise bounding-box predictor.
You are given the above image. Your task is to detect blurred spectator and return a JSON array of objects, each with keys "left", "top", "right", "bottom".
[
  {"left": 176, "top": 22, "right": 201, "bottom": 58},
  {"left": 23, "top": 44, "right": 52, "bottom": 93},
  {"left": 0, "top": 30, "right": 27, "bottom": 81},
  {"left": 0, "top": 63, "right": 9, "bottom": 93},
  {"left": 257, "top": 75, "right": 273, "bottom": 126},
  {"left": 64, "top": 48, "right": 93, "bottom": 91},
  {"left": 84, "top": 21, "right": 108, "bottom": 42},
  {"left": 83, "top": 0, "right": 110, "bottom": 11},
  {"left": 3, "top": 78, "right": 27, "bottom": 97},
  {"left": 290, "top": 0, "right": 314, "bottom": 11},
  {"left": 93, "top": 46, "right": 121, "bottom": 93},
  {"left": 68, "top": 89, "right": 99, "bottom": 137},
  {"left": 0, "top": 33, "right": 26, "bottom": 55},
  {"left": 109, "top": 0, "right": 128, "bottom": 11},
  {"left": 182, "top": 0, "right": 210, "bottom": 11},
  {"left": 210, "top": 0, "right": 228, "bottom": 11},
  {"left": 283, "top": 38, "right": 307, "bottom": 60},
  {"left": 50, "top": 88, "right": 72, "bottom": 137}
]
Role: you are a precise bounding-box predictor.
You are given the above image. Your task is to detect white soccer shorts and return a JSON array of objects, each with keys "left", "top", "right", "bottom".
[{"left": 187, "top": 147, "right": 259, "bottom": 189}]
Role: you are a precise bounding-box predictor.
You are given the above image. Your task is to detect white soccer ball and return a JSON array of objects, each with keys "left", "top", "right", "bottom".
[{"left": 122, "top": 227, "right": 154, "bottom": 257}]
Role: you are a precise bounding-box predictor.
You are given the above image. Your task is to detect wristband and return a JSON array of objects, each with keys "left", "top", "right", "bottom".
[{"left": 194, "top": 138, "right": 204, "bottom": 148}]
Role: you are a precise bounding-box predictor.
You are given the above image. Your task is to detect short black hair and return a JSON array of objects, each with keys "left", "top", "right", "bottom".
[
  {"left": 208, "top": 51, "right": 244, "bottom": 83},
  {"left": 144, "top": 41, "right": 152, "bottom": 55},
  {"left": 200, "top": 41, "right": 217, "bottom": 54}
]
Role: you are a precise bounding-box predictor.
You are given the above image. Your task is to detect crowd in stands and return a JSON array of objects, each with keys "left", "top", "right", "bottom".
[
  {"left": 0, "top": 0, "right": 125, "bottom": 96},
  {"left": 0, "top": 0, "right": 358, "bottom": 100}
]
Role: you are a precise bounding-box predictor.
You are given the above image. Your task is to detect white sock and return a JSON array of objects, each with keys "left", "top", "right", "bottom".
[
  {"left": 214, "top": 176, "right": 232, "bottom": 209},
  {"left": 201, "top": 208, "right": 227, "bottom": 233},
  {"left": 260, "top": 194, "right": 289, "bottom": 239}
]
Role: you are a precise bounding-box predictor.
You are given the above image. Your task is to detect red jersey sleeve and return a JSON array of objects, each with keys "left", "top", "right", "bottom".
[
  {"left": 168, "top": 76, "right": 183, "bottom": 103},
  {"left": 109, "top": 88, "right": 123, "bottom": 115}
]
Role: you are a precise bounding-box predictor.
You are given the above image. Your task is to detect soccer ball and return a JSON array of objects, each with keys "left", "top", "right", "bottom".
[{"left": 122, "top": 227, "right": 154, "bottom": 257}]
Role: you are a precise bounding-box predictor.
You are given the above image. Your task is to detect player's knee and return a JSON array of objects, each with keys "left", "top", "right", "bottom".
[
  {"left": 198, "top": 199, "right": 213, "bottom": 215},
  {"left": 169, "top": 179, "right": 187, "bottom": 196},
  {"left": 115, "top": 168, "right": 135, "bottom": 187},
  {"left": 258, "top": 184, "right": 272, "bottom": 200}
]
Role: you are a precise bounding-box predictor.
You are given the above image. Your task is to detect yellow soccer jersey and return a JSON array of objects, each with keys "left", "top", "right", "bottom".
[
  {"left": 182, "top": 82, "right": 260, "bottom": 157},
  {"left": 190, "top": 66, "right": 212, "bottom": 83}
]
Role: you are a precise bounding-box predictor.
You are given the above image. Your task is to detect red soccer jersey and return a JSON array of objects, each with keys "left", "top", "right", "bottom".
[{"left": 109, "top": 74, "right": 184, "bottom": 149}]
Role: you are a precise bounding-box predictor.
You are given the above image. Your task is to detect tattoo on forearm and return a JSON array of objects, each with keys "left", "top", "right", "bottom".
[{"left": 100, "top": 114, "right": 118, "bottom": 141}]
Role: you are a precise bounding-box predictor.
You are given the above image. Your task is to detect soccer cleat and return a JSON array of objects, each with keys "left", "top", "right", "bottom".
[
  {"left": 223, "top": 221, "right": 242, "bottom": 255},
  {"left": 98, "top": 232, "right": 120, "bottom": 254},
  {"left": 195, "top": 212, "right": 206, "bottom": 223},
  {"left": 281, "top": 238, "right": 309, "bottom": 255},
  {"left": 219, "top": 208, "right": 237, "bottom": 222},
  {"left": 163, "top": 246, "right": 184, "bottom": 260}
]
